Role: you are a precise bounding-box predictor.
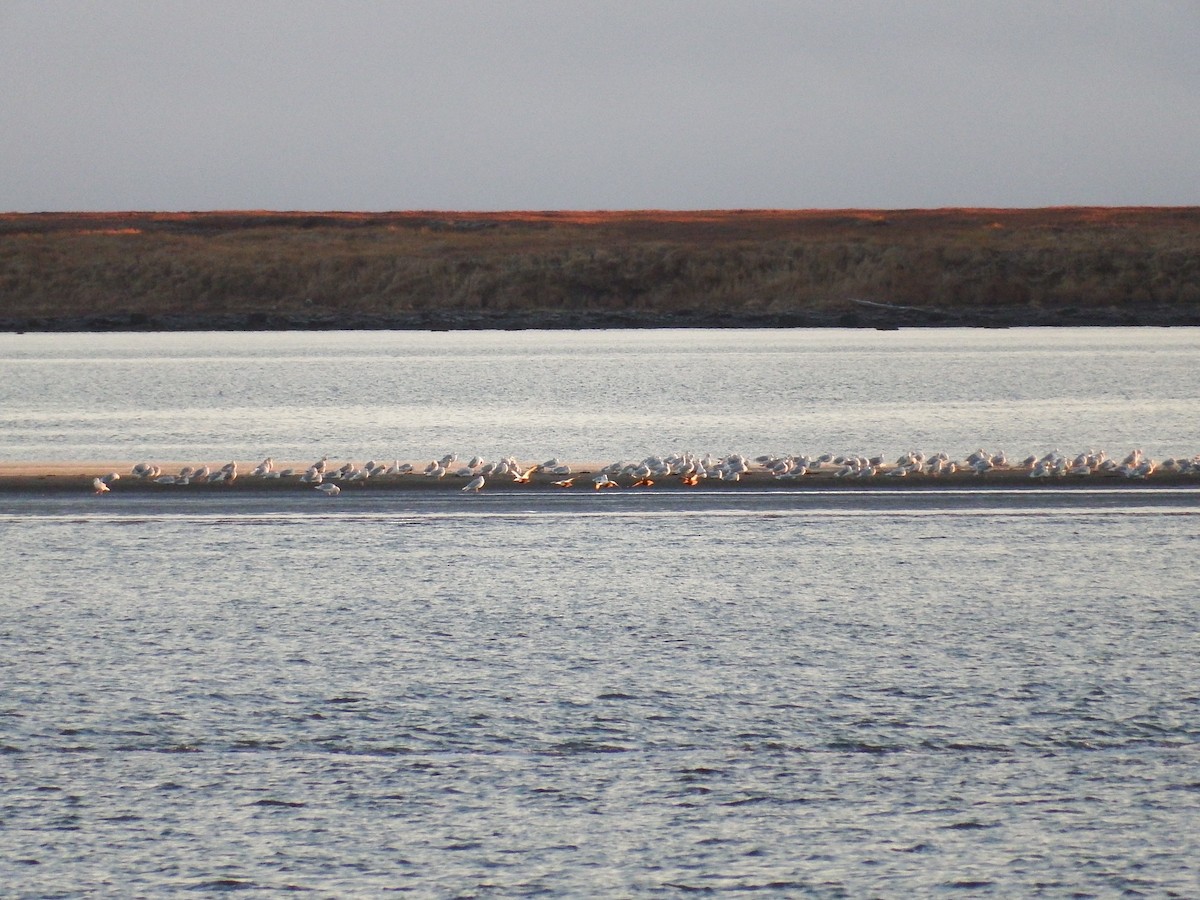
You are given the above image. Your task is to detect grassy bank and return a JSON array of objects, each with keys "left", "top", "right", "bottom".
[{"left": 2, "top": 208, "right": 1199, "bottom": 329}]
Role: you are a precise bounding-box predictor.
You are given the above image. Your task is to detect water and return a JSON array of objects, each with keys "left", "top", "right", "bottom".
[
  {"left": 2, "top": 327, "right": 1198, "bottom": 462},
  {"left": 3, "top": 329, "right": 1200, "bottom": 896}
]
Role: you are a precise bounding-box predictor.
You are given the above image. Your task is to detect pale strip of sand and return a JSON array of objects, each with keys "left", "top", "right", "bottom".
[{"left": 1, "top": 460, "right": 1197, "bottom": 494}]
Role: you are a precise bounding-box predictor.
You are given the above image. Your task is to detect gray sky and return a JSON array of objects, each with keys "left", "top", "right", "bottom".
[{"left": 3, "top": 1, "right": 1198, "bottom": 211}]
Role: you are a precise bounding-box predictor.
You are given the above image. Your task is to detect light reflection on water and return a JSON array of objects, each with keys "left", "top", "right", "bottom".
[{"left": 2, "top": 327, "right": 1199, "bottom": 461}]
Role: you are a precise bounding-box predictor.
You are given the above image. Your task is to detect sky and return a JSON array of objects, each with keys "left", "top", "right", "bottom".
[{"left": 3, "top": 1, "right": 1198, "bottom": 212}]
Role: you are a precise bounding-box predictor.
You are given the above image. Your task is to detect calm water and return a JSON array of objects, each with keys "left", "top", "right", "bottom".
[
  {"left": 2, "top": 327, "right": 1199, "bottom": 462},
  {"left": 3, "top": 329, "right": 1199, "bottom": 896}
]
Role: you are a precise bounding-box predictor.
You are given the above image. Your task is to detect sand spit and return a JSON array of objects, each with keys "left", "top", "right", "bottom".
[{"left": 3, "top": 452, "right": 1199, "bottom": 495}]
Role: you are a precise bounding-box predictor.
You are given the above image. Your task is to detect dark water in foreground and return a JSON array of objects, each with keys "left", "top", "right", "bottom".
[{"left": 3, "top": 490, "right": 1198, "bottom": 896}]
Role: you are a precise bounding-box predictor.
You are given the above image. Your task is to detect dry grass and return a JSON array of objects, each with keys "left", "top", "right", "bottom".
[{"left": 2, "top": 208, "right": 1199, "bottom": 323}]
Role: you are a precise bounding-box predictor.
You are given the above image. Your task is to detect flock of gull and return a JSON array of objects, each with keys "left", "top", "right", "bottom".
[{"left": 91, "top": 448, "right": 1200, "bottom": 495}]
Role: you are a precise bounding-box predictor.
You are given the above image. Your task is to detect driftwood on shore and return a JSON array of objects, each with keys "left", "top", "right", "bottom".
[{"left": 2, "top": 208, "right": 1199, "bottom": 332}]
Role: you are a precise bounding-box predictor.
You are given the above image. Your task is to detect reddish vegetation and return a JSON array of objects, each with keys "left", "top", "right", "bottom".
[
  {"left": 2, "top": 208, "right": 1198, "bottom": 329},
  {"left": 4, "top": 206, "right": 1196, "bottom": 238}
]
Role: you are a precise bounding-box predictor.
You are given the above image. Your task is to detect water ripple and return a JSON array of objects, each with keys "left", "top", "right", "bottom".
[{"left": 3, "top": 492, "right": 1199, "bottom": 895}]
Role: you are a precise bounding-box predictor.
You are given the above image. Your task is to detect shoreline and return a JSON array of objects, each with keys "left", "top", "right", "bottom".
[{"left": 4, "top": 306, "right": 1198, "bottom": 334}]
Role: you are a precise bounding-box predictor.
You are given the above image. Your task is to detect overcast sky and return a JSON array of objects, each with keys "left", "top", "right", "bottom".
[{"left": 3, "top": 1, "right": 1198, "bottom": 211}]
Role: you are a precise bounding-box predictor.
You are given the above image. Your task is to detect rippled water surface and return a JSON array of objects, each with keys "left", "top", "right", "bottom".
[
  {"left": 4, "top": 491, "right": 1199, "bottom": 895},
  {"left": 3, "top": 329, "right": 1200, "bottom": 895}
]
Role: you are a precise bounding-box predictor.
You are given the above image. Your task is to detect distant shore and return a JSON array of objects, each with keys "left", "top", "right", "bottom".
[{"left": 3, "top": 208, "right": 1199, "bottom": 332}]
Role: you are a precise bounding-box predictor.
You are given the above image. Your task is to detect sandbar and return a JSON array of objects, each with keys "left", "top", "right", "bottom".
[{"left": 1, "top": 460, "right": 1197, "bottom": 495}]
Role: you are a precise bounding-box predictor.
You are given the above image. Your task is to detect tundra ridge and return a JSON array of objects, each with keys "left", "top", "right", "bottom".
[{"left": 3, "top": 207, "right": 1198, "bottom": 331}]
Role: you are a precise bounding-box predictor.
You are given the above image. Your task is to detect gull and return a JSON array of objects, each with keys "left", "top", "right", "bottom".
[
  {"left": 462, "top": 475, "right": 485, "bottom": 492},
  {"left": 314, "top": 483, "right": 340, "bottom": 496},
  {"left": 553, "top": 477, "right": 577, "bottom": 488},
  {"left": 513, "top": 466, "right": 537, "bottom": 484},
  {"left": 593, "top": 473, "right": 618, "bottom": 490},
  {"left": 725, "top": 457, "right": 750, "bottom": 476},
  {"left": 92, "top": 478, "right": 110, "bottom": 494},
  {"left": 251, "top": 457, "right": 273, "bottom": 477}
]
